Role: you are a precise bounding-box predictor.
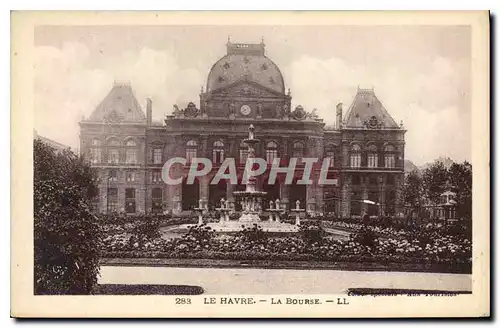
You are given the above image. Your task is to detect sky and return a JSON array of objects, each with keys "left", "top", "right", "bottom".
[{"left": 34, "top": 25, "right": 471, "bottom": 166}]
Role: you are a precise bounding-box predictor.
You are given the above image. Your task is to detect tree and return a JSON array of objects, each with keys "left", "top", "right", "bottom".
[
  {"left": 34, "top": 139, "right": 101, "bottom": 294},
  {"left": 403, "top": 171, "right": 424, "bottom": 207},
  {"left": 422, "top": 161, "right": 449, "bottom": 218},
  {"left": 448, "top": 161, "right": 472, "bottom": 220},
  {"left": 403, "top": 170, "right": 424, "bottom": 220}
]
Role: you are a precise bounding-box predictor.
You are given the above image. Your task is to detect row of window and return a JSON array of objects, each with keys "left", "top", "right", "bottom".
[
  {"left": 91, "top": 138, "right": 137, "bottom": 147},
  {"left": 90, "top": 147, "right": 164, "bottom": 165},
  {"left": 89, "top": 139, "right": 398, "bottom": 168},
  {"left": 90, "top": 148, "right": 139, "bottom": 164},
  {"left": 349, "top": 153, "right": 397, "bottom": 168},
  {"left": 351, "top": 174, "right": 396, "bottom": 185},
  {"left": 103, "top": 170, "right": 163, "bottom": 183},
  {"left": 106, "top": 187, "right": 163, "bottom": 213}
]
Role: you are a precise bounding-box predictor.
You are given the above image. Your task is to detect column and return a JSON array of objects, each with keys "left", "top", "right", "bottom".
[
  {"left": 118, "top": 186, "right": 126, "bottom": 213},
  {"left": 226, "top": 182, "right": 235, "bottom": 210},
  {"left": 280, "top": 184, "right": 289, "bottom": 210},
  {"left": 306, "top": 184, "right": 315, "bottom": 214},
  {"left": 379, "top": 175, "right": 386, "bottom": 216},
  {"left": 136, "top": 186, "right": 146, "bottom": 214},
  {"left": 394, "top": 173, "right": 404, "bottom": 216},
  {"left": 361, "top": 182, "right": 368, "bottom": 215},
  {"left": 340, "top": 174, "right": 350, "bottom": 218},
  {"left": 200, "top": 175, "right": 210, "bottom": 209}
]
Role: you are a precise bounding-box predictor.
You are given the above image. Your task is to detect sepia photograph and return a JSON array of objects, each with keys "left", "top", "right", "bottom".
[{"left": 11, "top": 11, "right": 490, "bottom": 318}]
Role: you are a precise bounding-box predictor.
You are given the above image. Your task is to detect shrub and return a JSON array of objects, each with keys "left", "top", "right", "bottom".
[
  {"left": 299, "top": 221, "right": 326, "bottom": 245},
  {"left": 352, "top": 227, "right": 378, "bottom": 248},
  {"left": 238, "top": 224, "right": 268, "bottom": 244},
  {"left": 132, "top": 217, "right": 161, "bottom": 245},
  {"left": 183, "top": 224, "right": 216, "bottom": 247},
  {"left": 34, "top": 139, "right": 101, "bottom": 295}
]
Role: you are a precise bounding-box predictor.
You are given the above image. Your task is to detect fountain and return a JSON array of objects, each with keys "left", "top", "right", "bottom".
[
  {"left": 215, "top": 198, "right": 231, "bottom": 222},
  {"left": 192, "top": 199, "right": 206, "bottom": 225},
  {"left": 267, "top": 199, "right": 284, "bottom": 223},
  {"left": 206, "top": 124, "right": 298, "bottom": 233},
  {"left": 232, "top": 124, "right": 267, "bottom": 223},
  {"left": 291, "top": 200, "right": 305, "bottom": 225}
]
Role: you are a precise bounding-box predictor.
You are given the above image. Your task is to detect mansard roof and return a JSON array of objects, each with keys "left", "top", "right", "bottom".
[
  {"left": 88, "top": 82, "right": 146, "bottom": 123},
  {"left": 344, "top": 88, "right": 399, "bottom": 129}
]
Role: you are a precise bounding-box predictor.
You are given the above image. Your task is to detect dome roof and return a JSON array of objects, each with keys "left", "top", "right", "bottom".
[{"left": 206, "top": 41, "right": 285, "bottom": 94}]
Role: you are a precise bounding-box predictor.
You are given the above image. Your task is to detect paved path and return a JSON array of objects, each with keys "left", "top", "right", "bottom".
[{"left": 99, "top": 266, "right": 471, "bottom": 294}]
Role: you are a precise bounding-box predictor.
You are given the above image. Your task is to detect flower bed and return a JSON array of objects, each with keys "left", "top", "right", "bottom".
[{"left": 101, "top": 223, "right": 472, "bottom": 271}]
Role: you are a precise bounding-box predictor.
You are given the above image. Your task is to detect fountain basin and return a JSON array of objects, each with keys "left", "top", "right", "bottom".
[{"left": 206, "top": 221, "right": 299, "bottom": 233}]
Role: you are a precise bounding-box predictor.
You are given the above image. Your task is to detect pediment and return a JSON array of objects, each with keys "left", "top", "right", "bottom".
[{"left": 209, "top": 79, "right": 285, "bottom": 99}]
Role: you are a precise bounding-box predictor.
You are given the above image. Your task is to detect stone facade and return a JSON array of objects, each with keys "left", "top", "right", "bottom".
[{"left": 79, "top": 41, "right": 406, "bottom": 218}]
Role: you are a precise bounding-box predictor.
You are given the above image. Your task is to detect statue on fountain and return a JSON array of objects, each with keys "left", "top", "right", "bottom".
[{"left": 206, "top": 125, "right": 300, "bottom": 233}]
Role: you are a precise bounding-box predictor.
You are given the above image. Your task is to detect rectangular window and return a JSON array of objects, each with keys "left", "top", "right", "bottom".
[
  {"left": 266, "top": 149, "right": 278, "bottom": 164},
  {"left": 108, "top": 149, "right": 120, "bottom": 164},
  {"left": 126, "top": 149, "right": 137, "bottom": 164},
  {"left": 152, "top": 188, "right": 163, "bottom": 213},
  {"left": 108, "top": 169, "right": 118, "bottom": 182},
  {"left": 151, "top": 171, "right": 162, "bottom": 182},
  {"left": 125, "top": 188, "right": 136, "bottom": 213},
  {"left": 385, "top": 154, "right": 395, "bottom": 168},
  {"left": 350, "top": 153, "right": 361, "bottom": 168},
  {"left": 153, "top": 148, "right": 162, "bottom": 164},
  {"left": 326, "top": 151, "right": 335, "bottom": 168},
  {"left": 107, "top": 188, "right": 119, "bottom": 213},
  {"left": 186, "top": 149, "right": 197, "bottom": 163},
  {"left": 126, "top": 171, "right": 135, "bottom": 182},
  {"left": 213, "top": 150, "right": 224, "bottom": 164},
  {"left": 90, "top": 148, "right": 101, "bottom": 164},
  {"left": 367, "top": 153, "right": 378, "bottom": 168}
]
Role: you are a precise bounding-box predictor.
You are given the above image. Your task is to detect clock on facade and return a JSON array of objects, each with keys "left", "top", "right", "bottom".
[{"left": 240, "top": 105, "right": 252, "bottom": 116}]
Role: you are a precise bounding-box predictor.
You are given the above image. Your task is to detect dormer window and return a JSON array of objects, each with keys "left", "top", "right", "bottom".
[
  {"left": 261, "top": 63, "right": 268, "bottom": 70},
  {"left": 269, "top": 76, "right": 275, "bottom": 84},
  {"left": 218, "top": 76, "right": 225, "bottom": 83},
  {"left": 223, "top": 62, "right": 230, "bottom": 69}
]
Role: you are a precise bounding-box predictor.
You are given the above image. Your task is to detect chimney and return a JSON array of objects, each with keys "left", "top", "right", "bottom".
[
  {"left": 336, "top": 103, "right": 343, "bottom": 129},
  {"left": 146, "top": 98, "right": 152, "bottom": 125}
]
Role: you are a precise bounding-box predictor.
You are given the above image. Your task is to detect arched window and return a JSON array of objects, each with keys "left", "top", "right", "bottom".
[
  {"left": 266, "top": 141, "right": 278, "bottom": 164},
  {"left": 125, "top": 139, "right": 137, "bottom": 147},
  {"left": 186, "top": 140, "right": 197, "bottom": 163},
  {"left": 292, "top": 141, "right": 305, "bottom": 162},
  {"left": 107, "top": 138, "right": 120, "bottom": 164},
  {"left": 213, "top": 140, "right": 224, "bottom": 164},
  {"left": 107, "top": 138, "right": 120, "bottom": 146},
  {"left": 384, "top": 145, "right": 396, "bottom": 168},
  {"left": 125, "top": 139, "right": 137, "bottom": 164},
  {"left": 239, "top": 141, "right": 248, "bottom": 164},
  {"left": 325, "top": 146, "right": 336, "bottom": 168},
  {"left": 350, "top": 144, "right": 362, "bottom": 168},
  {"left": 90, "top": 139, "right": 101, "bottom": 164},
  {"left": 367, "top": 144, "right": 378, "bottom": 168}
]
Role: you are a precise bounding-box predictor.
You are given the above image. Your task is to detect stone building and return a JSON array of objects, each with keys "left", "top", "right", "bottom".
[{"left": 79, "top": 40, "right": 406, "bottom": 218}]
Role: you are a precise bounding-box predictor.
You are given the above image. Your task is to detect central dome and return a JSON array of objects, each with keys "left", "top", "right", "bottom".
[{"left": 206, "top": 41, "right": 285, "bottom": 94}]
